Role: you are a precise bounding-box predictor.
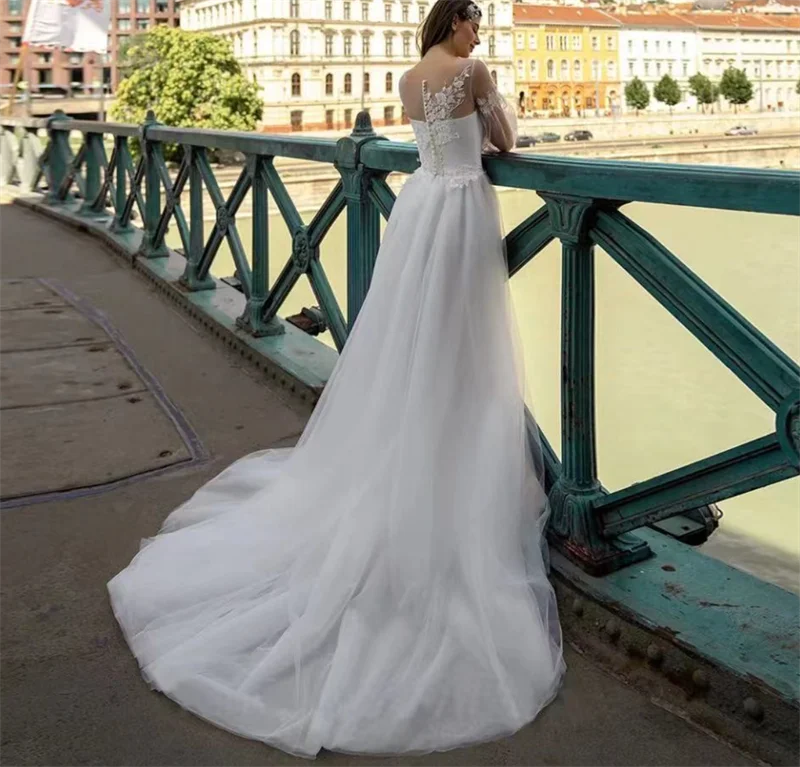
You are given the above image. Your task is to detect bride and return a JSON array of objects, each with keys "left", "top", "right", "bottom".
[{"left": 109, "top": 0, "right": 565, "bottom": 757}]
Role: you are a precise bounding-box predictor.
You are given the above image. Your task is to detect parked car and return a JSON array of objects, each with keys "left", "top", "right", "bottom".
[
  {"left": 536, "top": 132, "right": 561, "bottom": 143},
  {"left": 564, "top": 130, "right": 593, "bottom": 142},
  {"left": 515, "top": 135, "right": 538, "bottom": 148},
  {"left": 724, "top": 125, "right": 758, "bottom": 136}
]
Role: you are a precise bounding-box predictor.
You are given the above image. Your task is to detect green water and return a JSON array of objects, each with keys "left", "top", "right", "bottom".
[{"left": 166, "top": 183, "right": 800, "bottom": 592}]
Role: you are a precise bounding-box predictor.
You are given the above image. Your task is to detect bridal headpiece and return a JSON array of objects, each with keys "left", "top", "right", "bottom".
[{"left": 464, "top": 2, "right": 482, "bottom": 22}]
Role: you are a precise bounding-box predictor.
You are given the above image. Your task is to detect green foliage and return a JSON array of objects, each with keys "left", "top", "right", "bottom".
[
  {"left": 624, "top": 77, "right": 650, "bottom": 114},
  {"left": 688, "top": 72, "right": 719, "bottom": 113},
  {"left": 719, "top": 67, "right": 754, "bottom": 111},
  {"left": 795, "top": 78, "right": 800, "bottom": 95},
  {"left": 111, "top": 27, "right": 263, "bottom": 158},
  {"left": 653, "top": 74, "right": 682, "bottom": 113}
]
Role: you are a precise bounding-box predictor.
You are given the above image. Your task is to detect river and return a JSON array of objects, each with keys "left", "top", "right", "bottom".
[{"left": 166, "top": 179, "right": 800, "bottom": 593}]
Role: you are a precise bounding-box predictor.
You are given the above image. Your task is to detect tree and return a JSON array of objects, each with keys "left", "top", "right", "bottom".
[
  {"left": 111, "top": 27, "right": 263, "bottom": 159},
  {"left": 625, "top": 77, "right": 650, "bottom": 115},
  {"left": 653, "top": 74, "right": 682, "bottom": 115},
  {"left": 796, "top": 78, "right": 800, "bottom": 95},
  {"left": 719, "top": 67, "right": 753, "bottom": 113},
  {"left": 688, "top": 73, "right": 715, "bottom": 113}
]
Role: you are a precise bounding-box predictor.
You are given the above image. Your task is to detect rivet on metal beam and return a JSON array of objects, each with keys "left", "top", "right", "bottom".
[
  {"left": 604, "top": 619, "right": 620, "bottom": 641},
  {"left": 743, "top": 697, "right": 764, "bottom": 721},
  {"left": 646, "top": 643, "right": 663, "bottom": 665},
  {"left": 571, "top": 598, "right": 584, "bottom": 616},
  {"left": 691, "top": 669, "right": 709, "bottom": 690}
]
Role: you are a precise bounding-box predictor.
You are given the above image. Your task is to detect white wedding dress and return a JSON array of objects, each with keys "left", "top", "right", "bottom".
[{"left": 109, "top": 57, "right": 565, "bottom": 758}]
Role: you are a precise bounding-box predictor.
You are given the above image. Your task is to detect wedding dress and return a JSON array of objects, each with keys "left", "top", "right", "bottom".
[{"left": 109, "top": 57, "right": 565, "bottom": 758}]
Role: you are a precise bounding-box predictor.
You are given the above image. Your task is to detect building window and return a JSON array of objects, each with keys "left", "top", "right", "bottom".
[
  {"left": 419, "top": 4, "right": 426, "bottom": 22},
  {"left": 291, "top": 110, "right": 303, "bottom": 131},
  {"left": 69, "top": 53, "right": 83, "bottom": 65},
  {"left": 384, "top": 105, "right": 395, "bottom": 125},
  {"left": 136, "top": 19, "right": 148, "bottom": 30},
  {"left": 325, "top": 33, "right": 333, "bottom": 56},
  {"left": 683, "top": 61, "right": 688, "bottom": 76},
  {"left": 643, "top": 40, "right": 648, "bottom": 52},
  {"left": 38, "top": 69, "right": 52, "bottom": 85},
  {"left": 402, "top": 4, "right": 409, "bottom": 23},
  {"left": 516, "top": 59, "right": 524, "bottom": 78},
  {"left": 385, "top": 35, "right": 393, "bottom": 57},
  {"left": 344, "top": 72, "right": 352, "bottom": 93},
  {"left": 529, "top": 60, "right": 537, "bottom": 79},
  {"left": 38, "top": 52, "right": 52, "bottom": 64},
  {"left": 385, "top": 3, "right": 392, "bottom": 21},
  {"left": 668, "top": 61, "right": 673, "bottom": 74},
  {"left": 363, "top": 71, "right": 370, "bottom": 93},
  {"left": 667, "top": 40, "right": 672, "bottom": 53},
  {"left": 326, "top": 109, "right": 334, "bottom": 129},
  {"left": 344, "top": 108, "right": 353, "bottom": 128},
  {"left": 487, "top": 3, "right": 494, "bottom": 26},
  {"left": 628, "top": 39, "right": 633, "bottom": 53},
  {"left": 362, "top": 34, "right": 370, "bottom": 56},
  {"left": 592, "top": 59, "right": 599, "bottom": 79},
  {"left": 644, "top": 61, "right": 650, "bottom": 76},
  {"left": 344, "top": 1, "right": 351, "bottom": 20},
  {"left": 608, "top": 60, "right": 616, "bottom": 78},
  {"left": 573, "top": 59, "right": 581, "bottom": 79},
  {"left": 325, "top": 73, "right": 333, "bottom": 95},
  {"left": 571, "top": 35, "right": 581, "bottom": 51},
  {"left": 488, "top": 35, "right": 495, "bottom": 57},
  {"left": 591, "top": 36, "right": 599, "bottom": 51},
  {"left": 628, "top": 61, "right": 634, "bottom": 76},
  {"left": 386, "top": 71, "right": 393, "bottom": 92},
  {"left": 682, "top": 41, "right": 687, "bottom": 54},
  {"left": 8, "top": 0, "right": 23, "bottom": 15},
  {"left": 290, "top": 0, "right": 299, "bottom": 17},
  {"left": 118, "top": 0, "right": 131, "bottom": 12},
  {"left": 528, "top": 34, "right": 537, "bottom": 50},
  {"left": 607, "top": 36, "right": 615, "bottom": 50},
  {"left": 547, "top": 59, "right": 554, "bottom": 79},
  {"left": 515, "top": 33, "right": 524, "bottom": 50},
  {"left": 403, "top": 35, "right": 410, "bottom": 57},
  {"left": 560, "top": 59, "right": 568, "bottom": 79},
  {"left": 155, "top": 0, "right": 168, "bottom": 12},
  {"left": 119, "top": 18, "right": 131, "bottom": 30},
  {"left": 546, "top": 35, "right": 555, "bottom": 51},
  {"left": 290, "top": 30, "right": 300, "bottom": 56},
  {"left": 344, "top": 34, "right": 352, "bottom": 55},
  {"left": 362, "top": 1, "right": 369, "bottom": 20},
  {"left": 559, "top": 35, "right": 568, "bottom": 51},
  {"left": 655, "top": 40, "right": 660, "bottom": 53},
  {"left": 291, "top": 72, "right": 301, "bottom": 96},
  {"left": 656, "top": 61, "right": 661, "bottom": 76},
  {"left": 325, "top": 0, "right": 332, "bottom": 18},
  {"left": 136, "top": 0, "right": 148, "bottom": 13}
]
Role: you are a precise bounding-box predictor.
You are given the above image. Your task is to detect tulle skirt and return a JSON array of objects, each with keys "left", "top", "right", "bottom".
[{"left": 108, "top": 168, "right": 565, "bottom": 758}]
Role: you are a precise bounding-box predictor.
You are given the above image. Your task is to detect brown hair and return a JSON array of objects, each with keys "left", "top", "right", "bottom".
[{"left": 416, "top": 0, "right": 482, "bottom": 57}]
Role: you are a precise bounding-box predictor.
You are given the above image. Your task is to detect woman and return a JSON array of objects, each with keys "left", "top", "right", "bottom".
[{"left": 109, "top": 0, "right": 565, "bottom": 757}]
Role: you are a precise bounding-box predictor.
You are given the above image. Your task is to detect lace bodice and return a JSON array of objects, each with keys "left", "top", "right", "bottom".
[{"left": 399, "top": 59, "right": 518, "bottom": 189}]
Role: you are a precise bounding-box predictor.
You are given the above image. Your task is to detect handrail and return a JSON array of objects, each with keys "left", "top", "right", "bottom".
[{"left": 2, "top": 108, "right": 799, "bottom": 576}]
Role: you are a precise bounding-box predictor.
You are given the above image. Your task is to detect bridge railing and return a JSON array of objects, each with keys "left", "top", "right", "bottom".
[{"left": 2, "top": 110, "right": 799, "bottom": 576}]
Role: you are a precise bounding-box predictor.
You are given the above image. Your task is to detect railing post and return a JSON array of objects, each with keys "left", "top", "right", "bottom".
[
  {"left": 109, "top": 135, "right": 131, "bottom": 233},
  {"left": 236, "top": 155, "right": 282, "bottom": 335},
  {"left": 334, "top": 111, "right": 384, "bottom": 330},
  {"left": 180, "top": 145, "right": 215, "bottom": 291},
  {"left": 45, "top": 110, "right": 70, "bottom": 204},
  {"left": 0, "top": 125, "right": 15, "bottom": 186},
  {"left": 541, "top": 193, "right": 651, "bottom": 575},
  {"left": 139, "top": 110, "right": 168, "bottom": 258},
  {"left": 20, "top": 126, "right": 42, "bottom": 191},
  {"left": 79, "top": 132, "right": 102, "bottom": 216}
]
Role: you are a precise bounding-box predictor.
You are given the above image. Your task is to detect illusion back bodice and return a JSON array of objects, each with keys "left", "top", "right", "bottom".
[{"left": 399, "top": 58, "right": 518, "bottom": 187}]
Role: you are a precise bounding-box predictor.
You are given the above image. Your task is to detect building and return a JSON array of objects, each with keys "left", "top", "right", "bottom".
[
  {"left": 611, "top": 12, "right": 700, "bottom": 111},
  {"left": 513, "top": 4, "right": 622, "bottom": 116},
  {"left": 679, "top": 12, "right": 800, "bottom": 111},
  {"left": 0, "top": 0, "right": 180, "bottom": 94},
  {"left": 180, "top": 0, "right": 516, "bottom": 132}
]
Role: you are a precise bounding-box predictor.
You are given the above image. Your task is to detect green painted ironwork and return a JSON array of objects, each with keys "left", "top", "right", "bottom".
[{"left": 1, "top": 111, "right": 798, "bottom": 577}]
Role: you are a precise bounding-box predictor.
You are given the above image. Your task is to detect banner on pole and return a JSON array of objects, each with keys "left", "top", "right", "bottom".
[{"left": 22, "top": 0, "right": 111, "bottom": 54}]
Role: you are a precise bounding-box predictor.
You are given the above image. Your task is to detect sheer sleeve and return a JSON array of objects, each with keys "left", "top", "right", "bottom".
[{"left": 470, "top": 59, "right": 517, "bottom": 153}]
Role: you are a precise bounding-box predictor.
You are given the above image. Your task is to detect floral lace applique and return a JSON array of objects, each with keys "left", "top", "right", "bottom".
[{"left": 420, "top": 63, "right": 473, "bottom": 177}]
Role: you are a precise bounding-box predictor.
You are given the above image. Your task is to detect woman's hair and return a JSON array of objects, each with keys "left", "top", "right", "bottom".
[{"left": 416, "top": 0, "right": 482, "bottom": 57}]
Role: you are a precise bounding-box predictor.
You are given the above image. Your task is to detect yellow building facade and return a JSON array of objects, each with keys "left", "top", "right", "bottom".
[{"left": 513, "top": 5, "right": 622, "bottom": 117}]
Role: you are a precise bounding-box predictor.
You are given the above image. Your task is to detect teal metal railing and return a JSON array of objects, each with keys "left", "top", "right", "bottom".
[{"left": 2, "top": 109, "right": 799, "bottom": 575}]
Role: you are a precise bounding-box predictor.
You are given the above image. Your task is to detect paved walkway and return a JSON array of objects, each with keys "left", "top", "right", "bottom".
[{"left": 0, "top": 202, "right": 755, "bottom": 766}]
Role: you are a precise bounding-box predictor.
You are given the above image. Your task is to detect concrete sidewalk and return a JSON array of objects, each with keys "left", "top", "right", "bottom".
[{"left": 0, "top": 203, "right": 755, "bottom": 766}]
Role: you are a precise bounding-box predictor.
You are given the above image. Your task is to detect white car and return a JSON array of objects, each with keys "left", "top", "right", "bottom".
[{"left": 724, "top": 126, "right": 758, "bottom": 136}]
